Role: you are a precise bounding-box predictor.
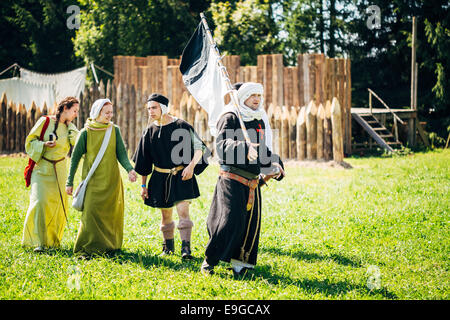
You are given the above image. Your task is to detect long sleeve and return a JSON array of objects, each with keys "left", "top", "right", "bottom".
[
  {"left": 25, "top": 117, "right": 47, "bottom": 163},
  {"left": 216, "top": 113, "right": 249, "bottom": 166},
  {"left": 190, "top": 128, "right": 206, "bottom": 153},
  {"left": 132, "top": 128, "right": 153, "bottom": 176},
  {"left": 115, "top": 126, "right": 133, "bottom": 172},
  {"left": 67, "top": 122, "right": 79, "bottom": 146},
  {"left": 66, "top": 129, "right": 87, "bottom": 187}
]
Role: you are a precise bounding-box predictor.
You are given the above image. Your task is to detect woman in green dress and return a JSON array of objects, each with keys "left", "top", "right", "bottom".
[
  {"left": 22, "top": 97, "right": 80, "bottom": 252},
  {"left": 66, "top": 98, "right": 137, "bottom": 257}
]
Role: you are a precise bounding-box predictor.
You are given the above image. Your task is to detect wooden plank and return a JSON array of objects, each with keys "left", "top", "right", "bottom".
[
  {"left": 0, "top": 93, "right": 7, "bottom": 152},
  {"left": 416, "top": 121, "right": 430, "bottom": 148},
  {"left": 272, "top": 54, "right": 284, "bottom": 108},
  {"left": 306, "top": 100, "right": 317, "bottom": 160},
  {"left": 281, "top": 107, "right": 290, "bottom": 159},
  {"left": 289, "top": 106, "right": 297, "bottom": 159},
  {"left": 323, "top": 100, "right": 333, "bottom": 160},
  {"left": 352, "top": 113, "right": 394, "bottom": 152},
  {"left": 296, "top": 106, "right": 306, "bottom": 160},
  {"left": 317, "top": 103, "right": 325, "bottom": 160},
  {"left": 274, "top": 105, "right": 282, "bottom": 155},
  {"left": 331, "top": 97, "right": 344, "bottom": 161}
]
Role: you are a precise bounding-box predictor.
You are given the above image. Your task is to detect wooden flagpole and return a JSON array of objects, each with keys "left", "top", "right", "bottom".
[{"left": 199, "top": 13, "right": 252, "bottom": 144}]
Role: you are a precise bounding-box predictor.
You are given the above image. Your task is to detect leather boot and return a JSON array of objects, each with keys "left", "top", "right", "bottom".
[
  {"left": 181, "top": 240, "right": 192, "bottom": 260},
  {"left": 161, "top": 239, "right": 174, "bottom": 255}
]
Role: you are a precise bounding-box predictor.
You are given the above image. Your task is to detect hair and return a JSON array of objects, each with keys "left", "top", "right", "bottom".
[
  {"left": 53, "top": 96, "right": 79, "bottom": 140},
  {"left": 233, "top": 82, "right": 244, "bottom": 91}
]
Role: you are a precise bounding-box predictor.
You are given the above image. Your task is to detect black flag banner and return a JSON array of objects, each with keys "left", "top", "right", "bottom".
[{"left": 179, "top": 20, "right": 228, "bottom": 137}]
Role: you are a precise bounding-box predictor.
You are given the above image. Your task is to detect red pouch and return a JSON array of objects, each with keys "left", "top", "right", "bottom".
[{"left": 24, "top": 116, "right": 50, "bottom": 187}]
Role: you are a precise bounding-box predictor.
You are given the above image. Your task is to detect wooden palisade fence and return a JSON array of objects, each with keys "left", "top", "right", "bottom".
[
  {"left": 114, "top": 53, "right": 352, "bottom": 154},
  {"left": 1, "top": 82, "right": 345, "bottom": 163}
]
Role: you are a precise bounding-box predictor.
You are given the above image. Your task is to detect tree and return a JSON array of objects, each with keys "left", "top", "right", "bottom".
[
  {"left": 209, "top": 0, "right": 282, "bottom": 65},
  {"left": 0, "top": 0, "right": 81, "bottom": 74},
  {"left": 73, "top": 0, "right": 209, "bottom": 80}
]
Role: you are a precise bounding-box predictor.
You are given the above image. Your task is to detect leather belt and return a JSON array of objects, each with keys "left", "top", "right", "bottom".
[
  {"left": 154, "top": 165, "right": 185, "bottom": 203},
  {"left": 219, "top": 170, "right": 259, "bottom": 211}
]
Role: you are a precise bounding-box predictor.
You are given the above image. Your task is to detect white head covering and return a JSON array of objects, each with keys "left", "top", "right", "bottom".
[
  {"left": 148, "top": 101, "right": 169, "bottom": 116},
  {"left": 214, "top": 82, "right": 273, "bottom": 151},
  {"left": 90, "top": 98, "right": 112, "bottom": 120}
]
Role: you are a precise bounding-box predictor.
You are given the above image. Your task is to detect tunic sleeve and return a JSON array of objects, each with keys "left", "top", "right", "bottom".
[
  {"left": 132, "top": 128, "right": 153, "bottom": 176},
  {"left": 66, "top": 129, "right": 87, "bottom": 187},
  {"left": 215, "top": 113, "right": 249, "bottom": 163},
  {"left": 115, "top": 126, "right": 134, "bottom": 172},
  {"left": 190, "top": 128, "right": 206, "bottom": 152},
  {"left": 67, "top": 122, "right": 79, "bottom": 146},
  {"left": 25, "top": 117, "right": 47, "bottom": 163}
]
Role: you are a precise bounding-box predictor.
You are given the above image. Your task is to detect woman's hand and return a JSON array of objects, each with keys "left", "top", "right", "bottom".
[
  {"left": 44, "top": 141, "right": 56, "bottom": 148},
  {"left": 66, "top": 186, "right": 73, "bottom": 196},
  {"left": 128, "top": 170, "right": 137, "bottom": 182},
  {"left": 181, "top": 164, "right": 194, "bottom": 181}
]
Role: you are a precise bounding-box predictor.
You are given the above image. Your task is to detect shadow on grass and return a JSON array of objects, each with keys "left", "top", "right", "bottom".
[
  {"left": 261, "top": 246, "right": 362, "bottom": 268},
  {"left": 108, "top": 249, "right": 205, "bottom": 272},
  {"left": 228, "top": 264, "right": 398, "bottom": 299}
]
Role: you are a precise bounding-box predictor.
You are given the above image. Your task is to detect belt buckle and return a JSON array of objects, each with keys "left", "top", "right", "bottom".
[{"left": 170, "top": 167, "right": 178, "bottom": 175}]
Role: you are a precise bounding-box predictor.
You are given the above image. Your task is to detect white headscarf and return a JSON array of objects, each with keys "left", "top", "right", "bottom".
[{"left": 90, "top": 98, "right": 111, "bottom": 120}]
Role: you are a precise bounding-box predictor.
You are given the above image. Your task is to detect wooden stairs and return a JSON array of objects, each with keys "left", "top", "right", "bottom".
[{"left": 352, "top": 113, "right": 404, "bottom": 152}]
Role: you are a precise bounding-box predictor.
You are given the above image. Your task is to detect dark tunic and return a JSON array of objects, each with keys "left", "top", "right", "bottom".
[
  {"left": 132, "top": 118, "right": 210, "bottom": 208},
  {"left": 204, "top": 112, "right": 284, "bottom": 266}
]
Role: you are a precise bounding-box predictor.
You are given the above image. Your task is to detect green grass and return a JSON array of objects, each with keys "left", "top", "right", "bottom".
[{"left": 0, "top": 150, "right": 449, "bottom": 299}]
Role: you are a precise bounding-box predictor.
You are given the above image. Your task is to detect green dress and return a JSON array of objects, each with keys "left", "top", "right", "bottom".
[
  {"left": 67, "top": 119, "right": 133, "bottom": 255},
  {"left": 22, "top": 117, "right": 79, "bottom": 248}
]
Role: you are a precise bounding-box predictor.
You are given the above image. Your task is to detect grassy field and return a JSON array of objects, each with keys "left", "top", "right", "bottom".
[{"left": 0, "top": 150, "right": 449, "bottom": 300}]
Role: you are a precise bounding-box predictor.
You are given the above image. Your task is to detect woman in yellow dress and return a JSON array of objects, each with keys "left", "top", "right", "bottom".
[
  {"left": 22, "top": 97, "right": 80, "bottom": 252},
  {"left": 66, "top": 99, "right": 136, "bottom": 257}
]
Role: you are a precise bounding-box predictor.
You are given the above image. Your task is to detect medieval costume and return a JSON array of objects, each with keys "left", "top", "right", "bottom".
[
  {"left": 132, "top": 93, "right": 210, "bottom": 258},
  {"left": 22, "top": 117, "right": 79, "bottom": 249},
  {"left": 66, "top": 99, "right": 134, "bottom": 256},
  {"left": 202, "top": 82, "right": 284, "bottom": 275}
]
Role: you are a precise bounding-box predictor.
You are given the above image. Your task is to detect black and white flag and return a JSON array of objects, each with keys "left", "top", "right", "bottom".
[{"left": 179, "top": 21, "right": 228, "bottom": 137}]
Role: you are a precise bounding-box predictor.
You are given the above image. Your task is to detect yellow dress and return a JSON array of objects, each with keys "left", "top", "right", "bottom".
[{"left": 22, "top": 117, "right": 79, "bottom": 248}]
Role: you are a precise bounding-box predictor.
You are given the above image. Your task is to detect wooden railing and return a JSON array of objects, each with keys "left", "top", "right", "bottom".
[{"left": 368, "top": 88, "right": 404, "bottom": 142}]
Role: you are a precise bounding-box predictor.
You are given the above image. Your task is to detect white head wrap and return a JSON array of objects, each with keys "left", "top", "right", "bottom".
[
  {"left": 215, "top": 82, "right": 273, "bottom": 151},
  {"left": 148, "top": 101, "right": 169, "bottom": 116},
  {"left": 90, "top": 98, "right": 112, "bottom": 120}
]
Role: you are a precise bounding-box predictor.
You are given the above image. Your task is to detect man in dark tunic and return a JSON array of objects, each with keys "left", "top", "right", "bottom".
[
  {"left": 133, "top": 93, "right": 210, "bottom": 259},
  {"left": 201, "top": 82, "right": 285, "bottom": 276}
]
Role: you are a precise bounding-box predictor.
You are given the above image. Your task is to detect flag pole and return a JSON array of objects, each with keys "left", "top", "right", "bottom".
[{"left": 199, "top": 13, "right": 252, "bottom": 144}]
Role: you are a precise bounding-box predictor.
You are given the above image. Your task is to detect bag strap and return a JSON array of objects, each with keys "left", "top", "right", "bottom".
[
  {"left": 83, "top": 124, "right": 113, "bottom": 184},
  {"left": 39, "top": 116, "right": 50, "bottom": 141}
]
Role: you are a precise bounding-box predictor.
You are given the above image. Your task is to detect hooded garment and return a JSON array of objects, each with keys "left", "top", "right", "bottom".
[
  {"left": 215, "top": 82, "right": 273, "bottom": 151},
  {"left": 89, "top": 98, "right": 111, "bottom": 120}
]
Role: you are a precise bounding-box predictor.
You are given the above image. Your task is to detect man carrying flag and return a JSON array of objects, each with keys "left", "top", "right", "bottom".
[{"left": 180, "top": 15, "right": 285, "bottom": 276}]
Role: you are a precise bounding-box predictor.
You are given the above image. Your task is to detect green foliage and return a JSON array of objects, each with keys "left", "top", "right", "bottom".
[
  {"left": 73, "top": 0, "right": 209, "bottom": 80},
  {"left": 209, "top": 0, "right": 282, "bottom": 65},
  {"left": 1, "top": 150, "right": 449, "bottom": 299},
  {"left": 0, "top": 0, "right": 82, "bottom": 74}
]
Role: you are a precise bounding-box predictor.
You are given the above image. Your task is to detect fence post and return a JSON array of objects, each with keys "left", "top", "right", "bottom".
[
  {"left": 331, "top": 97, "right": 344, "bottom": 162},
  {"left": 296, "top": 106, "right": 306, "bottom": 160},
  {"left": 289, "top": 106, "right": 297, "bottom": 159},
  {"left": 306, "top": 100, "right": 317, "bottom": 160},
  {"left": 0, "top": 93, "right": 7, "bottom": 152},
  {"left": 281, "top": 106, "right": 290, "bottom": 159},
  {"left": 317, "top": 103, "right": 325, "bottom": 160}
]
